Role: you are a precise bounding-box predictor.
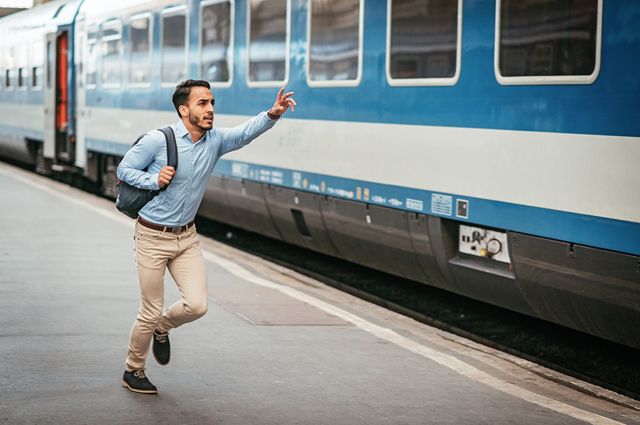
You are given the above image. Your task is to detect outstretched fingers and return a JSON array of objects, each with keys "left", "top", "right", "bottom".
[
  {"left": 273, "top": 86, "right": 296, "bottom": 114},
  {"left": 286, "top": 97, "right": 296, "bottom": 112}
]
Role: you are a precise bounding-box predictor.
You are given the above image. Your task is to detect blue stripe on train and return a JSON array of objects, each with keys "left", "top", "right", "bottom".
[
  {"left": 0, "top": 124, "right": 43, "bottom": 142},
  {"left": 213, "top": 158, "right": 640, "bottom": 256},
  {"left": 82, "top": 137, "right": 640, "bottom": 255}
]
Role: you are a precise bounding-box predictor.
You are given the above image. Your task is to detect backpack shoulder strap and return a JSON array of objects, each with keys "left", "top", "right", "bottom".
[
  {"left": 158, "top": 127, "right": 178, "bottom": 170},
  {"left": 132, "top": 133, "right": 146, "bottom": 146},
  {"left": 156, "top": 127, "right": 178, "bottom": 192}
]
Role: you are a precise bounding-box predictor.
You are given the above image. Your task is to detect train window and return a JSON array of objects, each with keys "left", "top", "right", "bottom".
[
  {"left": 18, "top": 68, "right": 27, "bottom": 88},
  {"left": 4, "top": 69, "right": 12, "bottom": 89},
  {"left": 307, "top": 0, "right": 363, "bottom": 86},
  {"left": 86, "top": 25, "right": 98, "bottom": 89},
  {"left": 247, "top": 0, "right": 289, "bottom": 86},
  {"left": 5, "top": 47, "right": 14, "bottom": 89},
  {"left": 101, "top": 19, "right": 122, "bottom": 87},
  {"left": 387, "top": 0, "right": 462, "bottom": 86},
  {"left": 16, "top": 45, "right": 27, "bottom": 89},
  {"left": 46, "top": 40, "right": 52, "bottom": 89},
  {"left": 76, "top": 32, "right": 84, "bottom": 90},
  {"left": 496, "top": 0, "right": 602, "bottom": 85},
  {"left": 200, "top": 0, "right": 232, "bottom": 85},
  {"left": 129, "top": 14, "right": 152, "bottom": 86},
  {"left": 31, "top": 41, "right": 44, "bottom": 90},
  {"left": 161, "top": 6, "right": 188, "bottom": 84},
  {"left": 32, "top": 67, "right": 43, "bottom": 88}
]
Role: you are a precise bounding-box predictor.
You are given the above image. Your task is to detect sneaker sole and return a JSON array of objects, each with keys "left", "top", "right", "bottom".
[{"left": 122, "top": 380, "right": 158, "bottom": 395}]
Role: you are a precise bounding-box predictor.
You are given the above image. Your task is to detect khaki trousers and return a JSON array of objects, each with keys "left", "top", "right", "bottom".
[{"left": 126, "top": 221, "right": 208, "bottom": 371}]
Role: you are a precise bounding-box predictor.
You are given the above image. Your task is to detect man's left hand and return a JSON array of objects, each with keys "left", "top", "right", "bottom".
[{"left": 268, "top": 87, "right": 296, "bottom": 118}]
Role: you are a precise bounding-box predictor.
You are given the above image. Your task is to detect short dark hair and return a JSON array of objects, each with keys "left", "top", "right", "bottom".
[{"left": 172, "top": 79, "right": 211, "bottom": 117}]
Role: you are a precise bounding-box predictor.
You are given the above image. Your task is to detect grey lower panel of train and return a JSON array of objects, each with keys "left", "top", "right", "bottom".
[{"left": 200, "top": 175, "right": 640, "bottom": 350}]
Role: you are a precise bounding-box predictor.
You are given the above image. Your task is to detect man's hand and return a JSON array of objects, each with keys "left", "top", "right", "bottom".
[
  {"left": 268, "top": 87, "right": 296, "bottom": 118},
  {"left": 158, "top": 166, "right": 175, "bottom": 188}
]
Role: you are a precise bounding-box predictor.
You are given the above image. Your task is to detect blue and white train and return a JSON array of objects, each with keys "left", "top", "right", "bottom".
[{"left": 0, "top": 0, "right": 638, "bottom": 348}]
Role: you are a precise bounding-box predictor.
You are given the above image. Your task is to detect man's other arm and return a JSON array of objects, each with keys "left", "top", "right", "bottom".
[{"left": 116, "top": 132, "right": 162, "bottom": 190}]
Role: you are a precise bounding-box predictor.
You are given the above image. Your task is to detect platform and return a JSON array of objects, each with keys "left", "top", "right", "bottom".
[{"left": 0, "top": 161, "right": 639, "bottom": 425}]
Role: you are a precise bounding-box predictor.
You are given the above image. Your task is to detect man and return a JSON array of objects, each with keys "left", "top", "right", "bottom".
[{"left": 116, "top": 80, "right": 296, "bottom": 394}]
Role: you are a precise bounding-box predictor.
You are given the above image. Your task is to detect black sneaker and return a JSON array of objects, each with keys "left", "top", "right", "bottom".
[
  {"left": 122, "top": 369, "right": 158, "bottom": 394},
  {"left": 153, "top": 330, "right": 170, "bottom": 365}
]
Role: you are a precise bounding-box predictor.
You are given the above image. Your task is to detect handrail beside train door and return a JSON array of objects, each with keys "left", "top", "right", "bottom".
[{"left": 43, "top": 31, "right": 57, "bottom": 160}]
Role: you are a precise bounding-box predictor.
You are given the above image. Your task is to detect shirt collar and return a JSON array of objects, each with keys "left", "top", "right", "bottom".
[
  {"left": 175, "top": 120, "right": 190, "bottom": 140},
  {"left": 174, "top": 119, "right": 210, "bottom": 143}
]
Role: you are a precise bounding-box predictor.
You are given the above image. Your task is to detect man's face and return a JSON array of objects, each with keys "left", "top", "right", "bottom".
[{"left": 185, "top": 86, "right": 215, "bottom": 131}]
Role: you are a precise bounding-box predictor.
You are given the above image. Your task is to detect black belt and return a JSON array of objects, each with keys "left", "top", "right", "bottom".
[{"left": 137, "top": 216, "right": 194, "bottom": 233}]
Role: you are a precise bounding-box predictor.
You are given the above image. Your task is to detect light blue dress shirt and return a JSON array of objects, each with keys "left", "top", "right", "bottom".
[{"left": 117, "top": 111, "right": 277, "bottom": 226}]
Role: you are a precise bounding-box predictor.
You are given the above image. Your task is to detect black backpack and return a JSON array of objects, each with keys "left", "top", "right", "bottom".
[{"left": 115, "top": 127, "right": 178, "bottom": 219}]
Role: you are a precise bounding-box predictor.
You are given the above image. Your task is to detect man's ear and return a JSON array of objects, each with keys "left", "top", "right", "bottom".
[{"left": 179, "top": 105, "right": 188, "bottom": 117}]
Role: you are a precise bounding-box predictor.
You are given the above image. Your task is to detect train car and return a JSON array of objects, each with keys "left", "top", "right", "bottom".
[
  {"left": 0, "top": 0, "right": 82, "bottom": 167},
  {"left": 0, "top": 0, "right": 639, "bottom": 349}
]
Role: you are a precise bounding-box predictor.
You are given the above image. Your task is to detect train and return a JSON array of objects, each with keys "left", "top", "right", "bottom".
[{"left": 0, "top": 0, "right": 639, "bottom": 349}]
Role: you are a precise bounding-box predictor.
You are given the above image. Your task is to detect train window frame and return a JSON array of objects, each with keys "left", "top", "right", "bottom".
[
  {"left": 31, "top": 40, "right": 44, "bottom": 91},
  {"left": 4, "top": 46, "right": 15, "bottom": 91},
  {"left": 100, "top": 18, "right": 123, "bottom": 89},
  {"left": 85, "top": 24, "right": 99, "bottom": 90},
  {"left": 17, "top": 68, "right": 28, "bottom": 90},
  {"left": 385, "top": 0, "right": 463, "bottom": 87},
  {"left": 128, "top": 12, "right": 153, "bottom": 88},
  {"left": 4, "top": 69, "right": 13, "bottom": 91},
  {"left": 32, "top": 66, "right": 43, "bottom": 90},
  {"left": 246, "top": 0, "right": 290, "bottom": 88},
  {"left": 306, "top": 0, "right": 364, "bottom": 88},
  {"left": 160, "top": 5, "right": 189, "bottom": 87},
  {"left": 494, "top": 0, "right": 603, "bottom": 85},
  {"left": 199, "top": 0, "right": 234, "bottom": 89},
  {"left": 16, "top": 44, "right": 28, "bottom": 91},
  {"left": 76, "top": 28, "right": 85, "bottom": 90},
  {"left": 46, "top": 40, "right": 52, "bottom": 89}
]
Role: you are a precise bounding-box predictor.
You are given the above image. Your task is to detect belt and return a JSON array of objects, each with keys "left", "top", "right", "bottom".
[{"left": 137, "top": 216, "right": 194, "bottom": 233}]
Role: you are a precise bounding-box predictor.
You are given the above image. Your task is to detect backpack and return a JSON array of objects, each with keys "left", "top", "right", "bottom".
[{"left": 115, "top": 127, "right": 178, "bottom": 219}]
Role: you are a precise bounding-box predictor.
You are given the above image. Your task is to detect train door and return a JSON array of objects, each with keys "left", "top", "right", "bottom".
[{"left": 43, "top": 29, "right": 72, "bottom": 165}]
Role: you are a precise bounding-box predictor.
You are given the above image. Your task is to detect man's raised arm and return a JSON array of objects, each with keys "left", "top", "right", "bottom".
[{"left": 219, "top": 87, "right": 297, "bottom": 155}]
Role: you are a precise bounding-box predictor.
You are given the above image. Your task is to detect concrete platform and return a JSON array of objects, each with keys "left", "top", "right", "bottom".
[{"left": 1, "top": 161, "right": 639, "bottom": 425}]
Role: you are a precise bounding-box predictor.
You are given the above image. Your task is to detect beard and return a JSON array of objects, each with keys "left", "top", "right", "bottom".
[{"left": 188, "top": 112, "right": 214, "bottom": 131}]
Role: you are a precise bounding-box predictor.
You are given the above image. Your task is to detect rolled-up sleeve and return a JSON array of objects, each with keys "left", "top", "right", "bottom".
[
  {"left": 116, "top": 132, "right": 162, "bottom": 190},
  {"left": 218, "top": 111, "right": 278, "bottom": 156}
]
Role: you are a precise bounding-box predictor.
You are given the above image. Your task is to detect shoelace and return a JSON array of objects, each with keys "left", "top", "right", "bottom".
[
  {"left": 133, "top": 369, "right": 147, "bottom": 379},
  {"left": 155, "top": 331, "right": 168, "bottom": 344}
]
